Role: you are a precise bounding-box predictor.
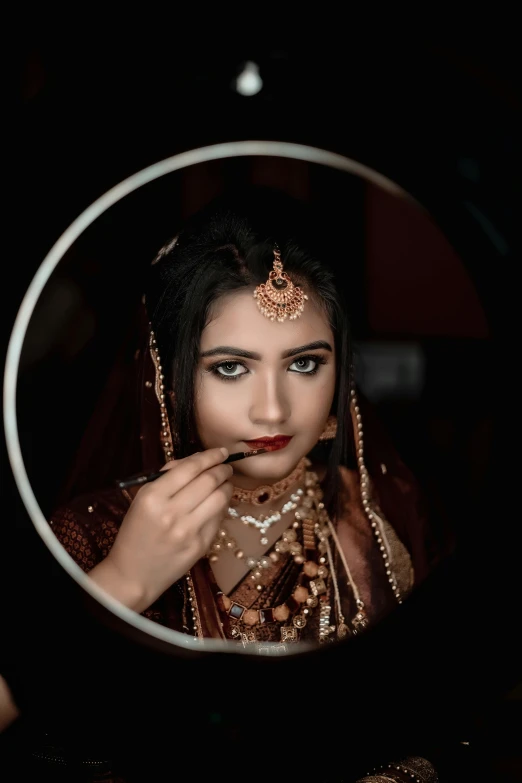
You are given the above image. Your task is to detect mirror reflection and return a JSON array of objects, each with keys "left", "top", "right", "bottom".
[{"left": 18, "top": 156, "right": 489, "bottom": 653}]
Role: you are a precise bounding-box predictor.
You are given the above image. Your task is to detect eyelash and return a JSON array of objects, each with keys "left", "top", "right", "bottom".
[{"left": 207, "top": 355, "right": 328, "bottom": 382}]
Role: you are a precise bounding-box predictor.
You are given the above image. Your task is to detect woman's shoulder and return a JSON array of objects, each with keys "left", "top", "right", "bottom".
[
  {"left": 49, "top": 486, "right": 131, "bottom": 572},
  {"left": 50, "top": 485, "right": 131, "bottom": 530}
]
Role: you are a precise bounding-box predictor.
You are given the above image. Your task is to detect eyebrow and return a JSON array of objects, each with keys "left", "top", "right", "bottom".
[{"left": 200, "top": 341, "right": 333, "bottom": 361}]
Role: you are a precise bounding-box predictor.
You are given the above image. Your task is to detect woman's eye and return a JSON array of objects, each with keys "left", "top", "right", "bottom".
[
  {"left": 216, "top": 362, "right": 246, "bottom": 378},
  {"left": 290, "top": 357, "right": 317, "bottom": 373}
]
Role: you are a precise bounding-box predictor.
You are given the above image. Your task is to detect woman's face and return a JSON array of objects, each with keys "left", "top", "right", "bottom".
[{"left": 195, "top": 289, "right": 336, "bottom": 489}]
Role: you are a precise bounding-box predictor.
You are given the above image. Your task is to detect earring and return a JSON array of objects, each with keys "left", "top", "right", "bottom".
[{"left": 318, "top": 415, "right": 337, "bottom": 441}]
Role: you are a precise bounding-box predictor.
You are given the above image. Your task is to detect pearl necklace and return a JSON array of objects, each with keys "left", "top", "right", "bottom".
[
  {"left": 227, "top": 489, "right": 303, "bottom": 545},
  {"left": 208, "top": 489, "right": 303, "bottom": 562}
]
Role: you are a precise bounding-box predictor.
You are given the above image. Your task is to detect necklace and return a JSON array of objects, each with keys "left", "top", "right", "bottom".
[
  {"left": 209, "top": 489, "right": 303, "bottom": 559},
  {"left": 209, "top": 482, "right": 304, "bottom": 565},
  {"left": 231, "top": 457, "right": 307, "bottom": 506},
  {"left": 227, "top": 489, "right": 303, "bottom": 545},
  {"left": 217, "top": 516, "right": 326, "bottom": 644},
  {"left": 210, "top": 521, "right": 305, "bottom": 580},
  {"left": 216, "top": 464, "right": 360, "bottom": 646}
]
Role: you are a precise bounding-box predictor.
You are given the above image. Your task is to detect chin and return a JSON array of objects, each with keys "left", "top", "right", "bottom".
[{"left": 233, "top": 447, "right": 305, "bottom": 482}]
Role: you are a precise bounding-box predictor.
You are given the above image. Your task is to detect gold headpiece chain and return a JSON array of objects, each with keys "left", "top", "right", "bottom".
[{"left": 253, "top": 246, "right": 308, "bottom": 322}]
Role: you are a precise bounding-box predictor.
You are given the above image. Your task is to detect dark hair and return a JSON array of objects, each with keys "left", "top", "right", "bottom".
[{"left": 145, "top": 188, "right": 354, "bottom": 520}]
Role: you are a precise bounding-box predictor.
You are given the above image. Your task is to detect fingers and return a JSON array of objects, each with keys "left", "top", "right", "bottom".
[
  {"left": 144, "top": 447, "right": 229, "bottom": 499},
  {"left": 171, "top": 462, "right": 234, "bottom": 517},
  {"left": 189, "top": 480, "right": 234, "bottom": 547}
]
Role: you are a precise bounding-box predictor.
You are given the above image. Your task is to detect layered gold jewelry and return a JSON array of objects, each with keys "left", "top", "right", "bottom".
[
  {"left": 214, "top": 462, "right": 369, "bottom": 645},
  {"left": 230, "top": 457, "right": 307, "bottom": 506},
  {"left": 253, "top": 246, "right": 308, "bottom": 322}
]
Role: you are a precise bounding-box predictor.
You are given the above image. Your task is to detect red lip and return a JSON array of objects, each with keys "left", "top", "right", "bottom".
[{"left": 243, "top": 436, "right": 292, "bottom": 453}]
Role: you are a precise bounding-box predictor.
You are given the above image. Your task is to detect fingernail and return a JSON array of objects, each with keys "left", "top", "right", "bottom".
[{"left": 220, "top": 447, "right": 229, "bottom": 458}]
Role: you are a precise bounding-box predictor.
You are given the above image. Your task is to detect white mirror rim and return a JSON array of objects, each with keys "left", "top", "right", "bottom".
[{"left": 4, "top": 140, "right": 414, "bottom": 654}]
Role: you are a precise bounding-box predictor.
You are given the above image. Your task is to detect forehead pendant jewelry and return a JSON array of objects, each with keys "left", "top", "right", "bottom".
[{"left": 253, "top": 246, "right": 308, "bottom": 322}]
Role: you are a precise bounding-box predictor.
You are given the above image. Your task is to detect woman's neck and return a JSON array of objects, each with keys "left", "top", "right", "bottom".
[
  {"left": 229, "top": 460, "right": 326, "bottom": 521},
  {"left": 230, "top": 481, "right": 301, "bottom": 523}
]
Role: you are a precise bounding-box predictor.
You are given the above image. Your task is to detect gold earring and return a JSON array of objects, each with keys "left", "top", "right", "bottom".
[{"left": 318, "top": 415, "right": 337, "bottom": 441}]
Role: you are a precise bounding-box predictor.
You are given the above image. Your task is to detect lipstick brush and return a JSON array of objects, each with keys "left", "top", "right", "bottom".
[{"left": 115, "top": 448, "right": 268, "bottom": 490}]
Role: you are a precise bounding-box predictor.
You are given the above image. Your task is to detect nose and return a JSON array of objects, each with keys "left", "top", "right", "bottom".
[{"left": 249, "top": 371, "right": 291, "bottom": 429}]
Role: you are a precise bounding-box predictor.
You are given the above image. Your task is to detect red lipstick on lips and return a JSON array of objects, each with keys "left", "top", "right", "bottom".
[{"left": 243, "top": 435, "right": 292, "bottom": 453}]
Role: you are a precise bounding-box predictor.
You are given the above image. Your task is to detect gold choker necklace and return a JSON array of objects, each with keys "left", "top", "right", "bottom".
[{"left": 231, "top": 457, "right": 308, "bottom": 506}]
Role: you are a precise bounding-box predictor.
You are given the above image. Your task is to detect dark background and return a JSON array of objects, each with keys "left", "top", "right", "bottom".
[{"left": 3, "top": 18, "right": 520, "bottom": 781}]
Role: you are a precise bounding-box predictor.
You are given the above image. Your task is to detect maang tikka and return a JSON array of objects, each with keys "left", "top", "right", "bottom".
[{"left": 254, "top": 246, "right": 308, "bottom": 322}]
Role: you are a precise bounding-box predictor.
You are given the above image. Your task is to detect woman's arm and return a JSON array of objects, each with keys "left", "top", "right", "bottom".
[{"left": 0, "top": 674, "right": 19, "bottom": 733}]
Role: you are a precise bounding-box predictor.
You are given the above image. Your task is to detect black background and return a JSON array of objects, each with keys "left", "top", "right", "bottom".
[{"left": 3, "top": 16, "right": 521, "bottom": 782}]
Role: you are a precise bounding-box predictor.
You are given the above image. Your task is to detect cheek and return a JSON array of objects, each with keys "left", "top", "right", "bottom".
[
  {"left": 195, "top": 379, "right": 239, "bottom": 435},
  {"left": 300, "top": 371, "right": 335, "bottom": 409},
  {"left": 288, "top": 374, "right": 336, "bottom": 435}
]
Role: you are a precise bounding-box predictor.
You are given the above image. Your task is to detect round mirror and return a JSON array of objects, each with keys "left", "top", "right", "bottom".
[{"left": 5, "top": 142, "right": 489, "bottom": 658}]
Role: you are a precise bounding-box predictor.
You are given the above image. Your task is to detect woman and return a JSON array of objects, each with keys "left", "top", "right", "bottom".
[
  {"left": 50, "top": 191, "right": 441, "bottom": 649},
  {"left": 44, "top": 190, "right": 447, "bottom": 781}
]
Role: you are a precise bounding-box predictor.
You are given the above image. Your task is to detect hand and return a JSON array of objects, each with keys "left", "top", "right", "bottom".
[
  {"left": 89, "top": 447, "right": 233, "bottom": 612},
  {"left": 0, "top": 674, "right": 19, "bottom": 733}
]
